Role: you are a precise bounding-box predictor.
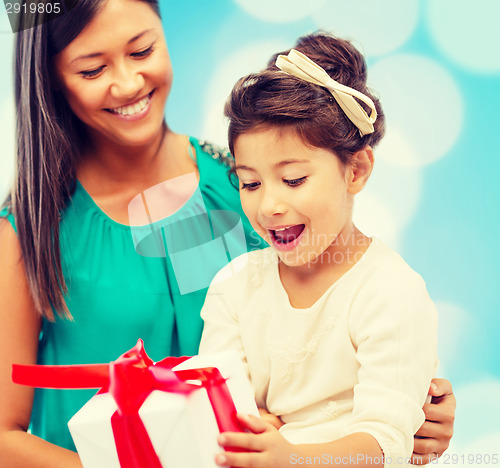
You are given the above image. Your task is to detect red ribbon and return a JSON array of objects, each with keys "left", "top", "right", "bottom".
[{"left": 12, "top": 340, "right": 244, "bottom": 468}]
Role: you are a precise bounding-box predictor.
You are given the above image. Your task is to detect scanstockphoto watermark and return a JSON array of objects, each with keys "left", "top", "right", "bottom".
[
  {"left": 1, "top": 0, "right": 77, "bottom": 33},
  {"left": 281, "top": 246, "right": 367, "bottom": 266},
  {"left": 247, "top": 230, "right": 372, "bottom": 265},
  {"left": 290, "top": 452, "right": 500, "bottom": 465},
  {"left": 290, "top": 453, "right": 439, "bottom": 465}
]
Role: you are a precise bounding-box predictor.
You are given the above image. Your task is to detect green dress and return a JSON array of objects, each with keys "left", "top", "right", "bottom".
[{"left": 0, "top": 137, "right": 266, "bottom": 451}]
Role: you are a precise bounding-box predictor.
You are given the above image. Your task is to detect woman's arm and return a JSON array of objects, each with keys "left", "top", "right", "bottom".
[
  {"left": 0, "top": 220, "right": 82, "bottom": 468},
  {"left": 250, "top": 379, "right": 456, "bottom": 464}
]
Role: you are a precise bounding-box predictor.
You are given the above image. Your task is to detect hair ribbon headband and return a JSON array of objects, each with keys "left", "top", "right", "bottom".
[{"left": 275, "top": 49, "right": 377, "bottom": 136}]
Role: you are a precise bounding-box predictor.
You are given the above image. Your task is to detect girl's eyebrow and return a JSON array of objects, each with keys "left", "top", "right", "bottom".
[
  {"left": 234, "top": 164, "right": 256, "bottom": 172},
  {"left": 234, "top": 160, "right": 310, "bottom": 172},
  {"left": 274, "top": 159, "right": 309, "bottom": 168},
  {"left": 70, "top": 29, "right": 155, "bottom": 64}
]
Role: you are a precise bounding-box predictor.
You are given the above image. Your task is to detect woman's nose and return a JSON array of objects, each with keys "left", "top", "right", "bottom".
[{"left": 110, "top": 63, "right": 145, "bottom": 100}]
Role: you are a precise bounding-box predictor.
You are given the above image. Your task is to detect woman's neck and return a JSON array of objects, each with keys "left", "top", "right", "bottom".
[
  {"left": 79, "top": 123, "right": 168, "bottom": 185},
  {"left": 77, "top": 125, "right": 196, "bottom": 197}
]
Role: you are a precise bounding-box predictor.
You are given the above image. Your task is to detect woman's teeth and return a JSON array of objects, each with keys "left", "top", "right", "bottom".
[{"left": 111, "top": 94, "right": 150, "bottom": 116}]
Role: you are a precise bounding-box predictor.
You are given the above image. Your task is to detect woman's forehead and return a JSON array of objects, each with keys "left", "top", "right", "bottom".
[{"left": 56, "top": 0, "right": 162, "bottom": 59}]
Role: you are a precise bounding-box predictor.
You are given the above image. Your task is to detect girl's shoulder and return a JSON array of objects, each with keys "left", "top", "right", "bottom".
[
  {"left": 350, "top": 237, "right": 430, "bottom": 299},
  {"left": 368, "top": 238, "right": 425, "bottom": 279},
  {"left": 210, "top": 247, "right": 276, "bottom": 291}
]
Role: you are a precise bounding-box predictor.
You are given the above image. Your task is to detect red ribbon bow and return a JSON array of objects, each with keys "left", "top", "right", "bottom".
[{"left": 12, "top": 340, "right": 244, "bottom": 468}]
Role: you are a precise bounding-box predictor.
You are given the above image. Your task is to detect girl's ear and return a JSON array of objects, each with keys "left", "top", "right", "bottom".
[{"left": 347, "top": 146, "right": 374, "bottom": 195}]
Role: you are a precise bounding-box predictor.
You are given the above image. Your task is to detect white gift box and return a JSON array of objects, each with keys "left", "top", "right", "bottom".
[{"left": 68, "top": 351, "right": 259, "bottom": 468}]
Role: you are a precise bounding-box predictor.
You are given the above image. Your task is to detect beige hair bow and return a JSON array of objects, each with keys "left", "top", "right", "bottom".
[{"left": 275, "top": 49, "right": 377, "bottom": 136}]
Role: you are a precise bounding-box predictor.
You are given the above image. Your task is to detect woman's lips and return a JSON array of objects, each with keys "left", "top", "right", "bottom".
[{"left": 105, "top": 90, "right": 154, "bottom": 121}]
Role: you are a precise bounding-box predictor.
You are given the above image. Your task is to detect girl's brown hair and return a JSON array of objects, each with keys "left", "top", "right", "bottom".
[{"left": 225, "top": 32, "right": 385, "bottom": 165}]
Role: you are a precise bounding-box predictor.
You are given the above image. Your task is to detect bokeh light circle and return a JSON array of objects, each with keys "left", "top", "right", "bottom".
[
  {"left": 233, "top": 0, "right": 326, "bottom": 23},
  {"left": 311, "top": 0, "right": 419, "bottom": 57},
  {"left": 202, "top": 40, "right": 289, "bottom": 146},
  {"left": 427, "top": 0, "right": 500, "bottom": 72},
  {"left": 354, "top": 193, "right": 401, "bottom": 250},
  {"left": 0, "top": 13, "right": 15, "bottom": 198},
  {"left": 435, "top": 302, "right": 473, "bottom": 376},
  {"left": 369, "top": 54, "right": 464, "bottom": 167},
  {"left": 0, "top": 98, "right": 15, "bottom": 198},
  {"left": 452, "top": 380, "right": 500, "bottom": 447}
]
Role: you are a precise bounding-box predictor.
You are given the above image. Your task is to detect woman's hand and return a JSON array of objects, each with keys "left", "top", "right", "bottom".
[
  {"left": 411, "top": 378, "right": 456, "bottom": 465},
  {"left": 215, "top": 413, "right": 293, "bottom": 468}
]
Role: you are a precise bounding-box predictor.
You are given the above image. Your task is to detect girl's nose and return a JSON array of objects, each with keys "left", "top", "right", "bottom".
[
  {"left": 110, "top": 63, "right": 145, "bottom": 101},
  {"left": 258, "top": 187, "right": 287, "bottom": 218}
]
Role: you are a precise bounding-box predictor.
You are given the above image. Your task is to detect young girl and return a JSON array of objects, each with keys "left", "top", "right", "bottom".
[{"left": 199, "top": 33, "right": 439, "bottom": 467}]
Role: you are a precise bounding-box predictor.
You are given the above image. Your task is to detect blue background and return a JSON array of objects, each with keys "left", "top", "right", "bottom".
[{"left": 1, "top": 0, "right": 499, "bottom": 460}]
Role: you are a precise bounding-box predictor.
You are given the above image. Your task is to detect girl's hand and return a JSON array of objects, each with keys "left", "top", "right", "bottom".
[
  {"left": 258, "top": 408, "right": 284, "bottom": 430},
  {"left": 215, "top": 413, "right": 293, "bottom": 468},
  {"left": 411, "top": 378, "right": 456, "bottom": 465}
]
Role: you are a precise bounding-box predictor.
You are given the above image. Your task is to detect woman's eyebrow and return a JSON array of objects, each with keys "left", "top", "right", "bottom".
[{"left": 70, "top": 29, "right": 155, "bottom": 64}]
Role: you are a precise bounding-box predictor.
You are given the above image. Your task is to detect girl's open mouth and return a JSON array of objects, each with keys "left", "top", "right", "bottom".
[{"left": 269, "top": 224, "right": 305, "bottom": 251}]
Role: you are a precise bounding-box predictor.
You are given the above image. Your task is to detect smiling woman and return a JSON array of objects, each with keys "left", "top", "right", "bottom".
[
  {"left": 0, "top": 0, "right": 265, "bottom": 465},
  {"left": 53, "top": 0, "right": 172, "bottom": 148}
]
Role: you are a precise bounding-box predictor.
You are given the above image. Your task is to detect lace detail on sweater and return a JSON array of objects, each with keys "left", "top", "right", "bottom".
[
  {"left": 322, "top": 401, "right": 340, "bottom": 419},
  {"left": 261, "top": 304, "right": 342, "bottom": 384},
  {"left": 198, "top": 140, "right": 234, "bottom": 168}
]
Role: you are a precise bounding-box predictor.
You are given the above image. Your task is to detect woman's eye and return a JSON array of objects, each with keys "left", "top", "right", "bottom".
[
  {"left": 132, "top": 45, "right": 154, "bottom": 58},
  {"left": 79, "top": 66, "right": 105, "bottom": 79},
  {"left": 284, "top": 176, "right": 307, "bottom": 187},
  {"left": 241, "top": 182, "right": 260, "bottom": 191}
]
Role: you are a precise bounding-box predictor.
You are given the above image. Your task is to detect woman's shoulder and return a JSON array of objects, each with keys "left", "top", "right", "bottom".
[
  {"left": 190, "top": 137, "right": 235, "bottom": 170},
  {"left": 0, "top": 203, "right": 17, "bottom": 233}
]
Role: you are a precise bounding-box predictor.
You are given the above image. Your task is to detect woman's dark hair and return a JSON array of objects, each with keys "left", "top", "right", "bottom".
[
  {"left": 225, "top": 32, "right": 385, "bottom": 165},
  {"left": 3, "top": 0, "right": 160, "bottom": 320}
]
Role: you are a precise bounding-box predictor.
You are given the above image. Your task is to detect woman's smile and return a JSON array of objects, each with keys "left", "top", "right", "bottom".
[{"left": 105, "top": 90, "right": 154, "bottom": 121}]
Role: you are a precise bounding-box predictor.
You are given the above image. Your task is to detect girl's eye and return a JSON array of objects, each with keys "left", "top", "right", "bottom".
[
  {"left": 132, "top": 45, "right": 154, "bottom": 58},
  {"left": 79, "top": 66, "right": 105, "bottom": 79},
  {"left": 284, "top": 176, "right": 307, "bottom": 187},
  {"left": 241, "top": 181, "right": 260, "bottom": 191}
]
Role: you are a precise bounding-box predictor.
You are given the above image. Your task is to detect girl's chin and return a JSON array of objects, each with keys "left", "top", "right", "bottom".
[{"left": 276, "top": 251, "right": 309, "bottom": 268}]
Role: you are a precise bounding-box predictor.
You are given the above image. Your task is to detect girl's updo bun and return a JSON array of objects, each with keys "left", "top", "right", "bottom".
[{"left": 225, "top": 32, "right": 385, "bottom": 165}]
